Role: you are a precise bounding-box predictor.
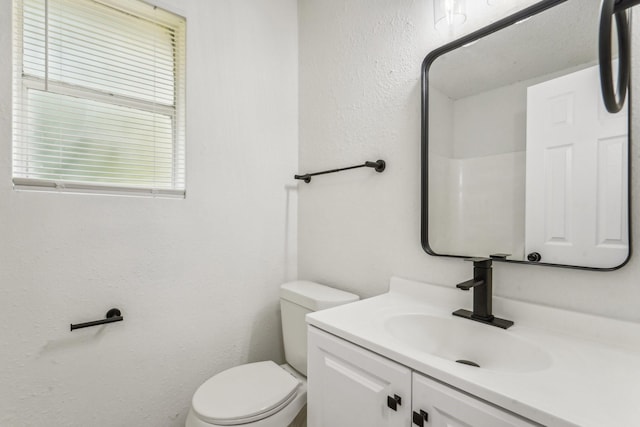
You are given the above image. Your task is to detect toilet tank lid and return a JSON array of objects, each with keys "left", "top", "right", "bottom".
[{"left": 280, "top": 280, "right": 359, "bottom": 311}]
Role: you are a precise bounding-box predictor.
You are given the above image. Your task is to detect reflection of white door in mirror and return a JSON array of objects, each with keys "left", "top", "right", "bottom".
[{"left": 525, "top": 64, "right": 628, "bottom": 268}]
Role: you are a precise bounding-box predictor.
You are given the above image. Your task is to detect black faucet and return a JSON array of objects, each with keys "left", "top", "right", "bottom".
[{"left": 452, "top": 258, "right": 514, "bottom": 329}]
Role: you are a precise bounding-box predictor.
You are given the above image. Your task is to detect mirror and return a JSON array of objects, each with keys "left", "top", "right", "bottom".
[{"left": 422, "top": 0, "right": 630, "bottom": 270}]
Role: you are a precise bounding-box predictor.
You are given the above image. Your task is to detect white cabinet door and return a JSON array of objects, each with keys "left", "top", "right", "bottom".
[
  {"left": 307, "top": 326, "right": 411, "bottom": 427},
  {"left": 412, "top": 373, "right": 539, "bottom": 427}
]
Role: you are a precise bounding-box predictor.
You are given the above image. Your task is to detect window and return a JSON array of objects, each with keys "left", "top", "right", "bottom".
[{"left": 12, "top": 0, "right": 186, "bottom": 197}]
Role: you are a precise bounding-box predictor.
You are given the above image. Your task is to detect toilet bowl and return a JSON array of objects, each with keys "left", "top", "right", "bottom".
[{"left": 186, "top": 281, "right": 358, "bottom": 427}]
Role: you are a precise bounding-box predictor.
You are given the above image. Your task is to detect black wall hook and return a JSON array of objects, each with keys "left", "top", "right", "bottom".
[
  {"left": 70, "top": 308, "right": 123, "bottom": 331},
  {"left": 295, "top": 159, "right": 386, "bottom": 183}
]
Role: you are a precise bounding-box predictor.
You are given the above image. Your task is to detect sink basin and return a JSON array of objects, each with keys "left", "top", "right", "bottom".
[{"left": 385, "top": 314, "right": 552, "bottom": 373}]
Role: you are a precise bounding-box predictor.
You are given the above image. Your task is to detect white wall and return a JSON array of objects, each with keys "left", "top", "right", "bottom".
[
  {"left": 0, "top": 0, "right": 298, "bottom": 426},
  {"left": 298, "top": 0, "right": 640, "bottom": 323},
  {"left": 452, "top": 83, "right": 526, "bottom": 158}
]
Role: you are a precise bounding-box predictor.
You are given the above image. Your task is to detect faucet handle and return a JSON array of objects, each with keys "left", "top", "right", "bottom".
[{"left": 456, "top": 278, "right": 483, "bottom": 290}]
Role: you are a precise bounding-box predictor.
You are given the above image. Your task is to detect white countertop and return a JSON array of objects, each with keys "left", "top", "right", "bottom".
[{"left": 306, "top": 277, "right": 640, "bottom": 427}]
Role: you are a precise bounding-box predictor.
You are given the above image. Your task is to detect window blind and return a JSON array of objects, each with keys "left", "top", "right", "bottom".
[{"left": 12, "top": 0, "right": 186, "bottom": 197}]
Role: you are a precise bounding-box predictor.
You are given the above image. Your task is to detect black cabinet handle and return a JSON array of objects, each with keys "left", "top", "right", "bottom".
[
  {"left": 386, "top": 394, "right": 402, "bottom": 411},
  {"left": 413, "top": 410, "right": 429, "bottom": 426}
]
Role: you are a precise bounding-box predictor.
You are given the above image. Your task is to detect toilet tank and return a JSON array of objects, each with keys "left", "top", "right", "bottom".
[{"left": 280, "top": 281, "right": 358, "bottom": 376}]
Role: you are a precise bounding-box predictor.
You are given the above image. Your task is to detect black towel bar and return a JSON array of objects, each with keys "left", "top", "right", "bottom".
[
  {"left": 295, "top": 159, "right": 386, "bottom": 183},
  {"left": 70, "top": 308, "right": 123, "bottom": 331}
]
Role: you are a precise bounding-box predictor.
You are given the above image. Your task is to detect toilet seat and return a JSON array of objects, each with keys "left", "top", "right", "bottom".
[{"left": 191, "top": 361, "right": 301, "bottom": 426}]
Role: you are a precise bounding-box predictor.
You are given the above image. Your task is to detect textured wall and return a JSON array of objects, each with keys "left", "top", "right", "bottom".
[
  {"left": 298, "top": 0, "right": 640, "bottom": 322},
  {"left": 0, "top": 0, "right": 298, "bottom": 425}
]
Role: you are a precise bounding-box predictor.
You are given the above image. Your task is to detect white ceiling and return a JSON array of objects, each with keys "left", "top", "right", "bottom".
[{"left": 429, "top": 0, "right": 605, "bottom": 100}]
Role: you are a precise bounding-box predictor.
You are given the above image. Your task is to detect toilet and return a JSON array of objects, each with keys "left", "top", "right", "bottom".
[{"left": 186, "top": 281, "right": 359, "bottom": 427}]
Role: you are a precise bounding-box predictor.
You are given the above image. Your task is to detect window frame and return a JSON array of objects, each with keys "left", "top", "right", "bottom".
[{"left": 12, "top": 0, "right": 187, "bottom": 198}]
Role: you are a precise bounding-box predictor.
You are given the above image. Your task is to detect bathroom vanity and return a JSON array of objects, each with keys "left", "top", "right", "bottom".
[
  {"left": 307, "top": 328, "right": 535, "bottom": 427},
  {"left": 306, "top": 277, "right": 640, "bottom": 427}
]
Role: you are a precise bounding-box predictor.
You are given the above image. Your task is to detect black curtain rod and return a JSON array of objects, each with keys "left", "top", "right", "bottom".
[{"left": 295, "top": 159, "right": 386, "bottom": 183}]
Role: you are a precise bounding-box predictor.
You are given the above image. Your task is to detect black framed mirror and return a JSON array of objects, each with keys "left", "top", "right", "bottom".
[{"left": 421, "top": 0, "right": 631, "bottom": 270}]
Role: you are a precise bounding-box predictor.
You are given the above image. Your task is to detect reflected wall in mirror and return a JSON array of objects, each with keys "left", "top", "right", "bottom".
[{"left": 422, "top": 0, "right": 631, "bottom": 269}]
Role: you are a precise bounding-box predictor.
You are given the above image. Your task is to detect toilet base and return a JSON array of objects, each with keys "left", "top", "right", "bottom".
[{"left": 288, "top": 404, "right": 306, "bottom": 427}]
